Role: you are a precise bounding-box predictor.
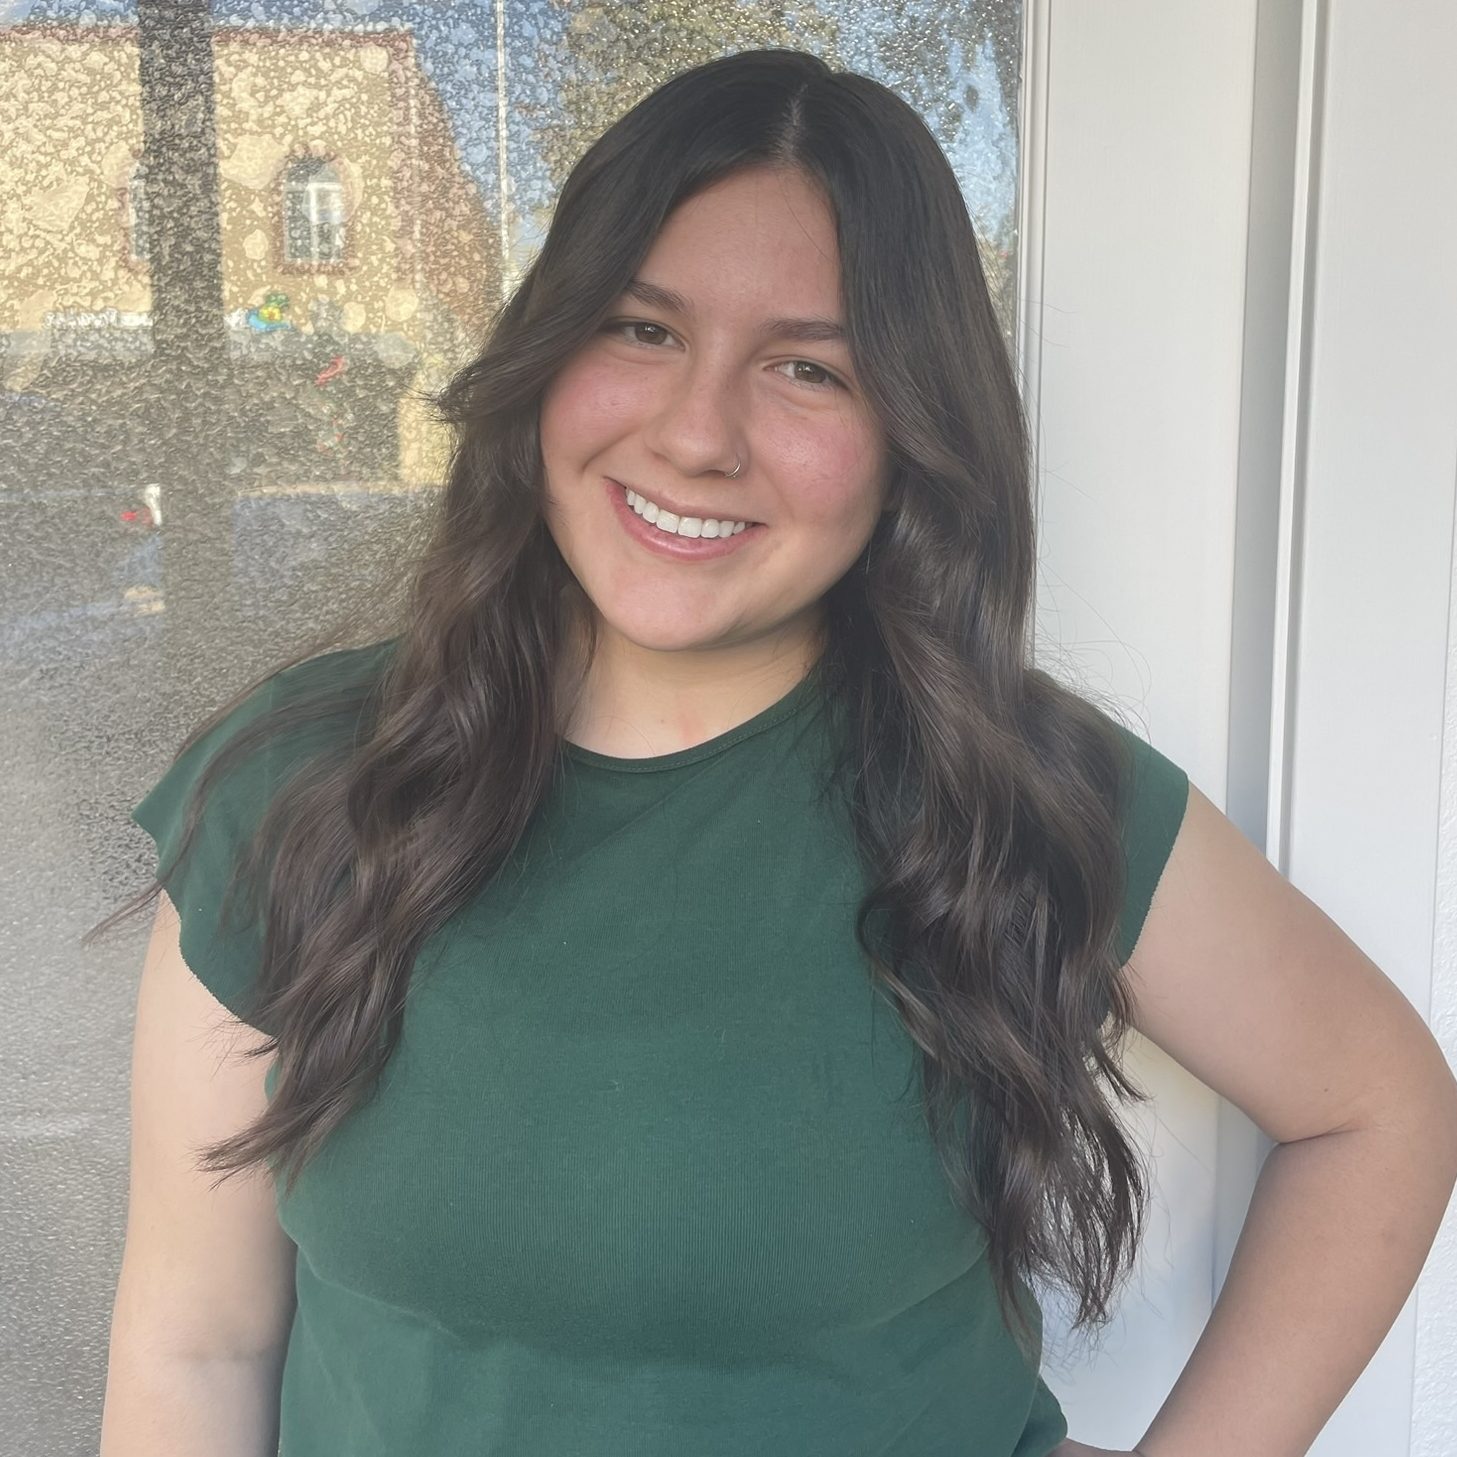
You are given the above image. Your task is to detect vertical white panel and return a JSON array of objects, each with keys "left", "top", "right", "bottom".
[
  {"left": 1024, "top": 1, "right": 1261, "bottom": 1437},
  {"left": 1292, "top": 2, "right": 1457, "bottom": 1453},
  {"left": 1029, "top": 1, "right": 1457, "bottom": 1453}
]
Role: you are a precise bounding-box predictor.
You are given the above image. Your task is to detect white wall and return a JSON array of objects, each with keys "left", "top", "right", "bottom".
[
  {"left": 1289, "top": 3, "right": 1456, "bottom": 1453},
  {"left": 1024, "top": 2, "right": 1457, "bottom": 1452},
  {"left": 1020, "top": 0, "right": 1262, "bottom": 1436}
]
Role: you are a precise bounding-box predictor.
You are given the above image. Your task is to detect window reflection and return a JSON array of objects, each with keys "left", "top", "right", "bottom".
[
  {"left": 5, "top": 23, "right": 1027, "bottom": 1442},
  {"left": 0, "top": 1, "right": 1024, "bottom": 730},
  {"left": 283, "top": 157, "right": 346, "bottom": 266}
]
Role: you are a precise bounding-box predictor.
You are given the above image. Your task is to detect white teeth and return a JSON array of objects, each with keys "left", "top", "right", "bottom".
[{"left": 625, "top": 488, "right": 751, "bottom": 540}]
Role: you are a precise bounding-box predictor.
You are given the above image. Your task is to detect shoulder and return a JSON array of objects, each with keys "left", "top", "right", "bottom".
[
  {"left": 271, "top": 637, "right": 398, "bottom": 707},
  {"left": 1118, "top": 779, "right": 1457, "bottom": 1145},
  {"left": 134, "top": 638, "right": 397, "bottom": 837},
  {"left": 1087, "top": 709, "right": 1191, "bottom": 967},
  {"left": 248, "top": 637, "right": 400, "bottom": 788},
  {"left": 245, "top": 638, "right": 399, "bottom": 757},
  {"left": 128, "top": 638, "right": 398, "bottom": 1034}
]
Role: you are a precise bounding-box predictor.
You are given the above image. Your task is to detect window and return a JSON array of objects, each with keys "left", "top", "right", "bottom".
[{"left": 282, "top": 157, "right": 346, "bottom": 264}]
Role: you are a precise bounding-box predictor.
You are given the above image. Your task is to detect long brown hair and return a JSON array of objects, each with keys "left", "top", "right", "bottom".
[{"left": 90, "top": 47, "right": 1152, "bottom": 1361}]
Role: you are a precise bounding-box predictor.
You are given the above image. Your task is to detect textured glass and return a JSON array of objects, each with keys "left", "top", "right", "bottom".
[{"left": 0, "top": 3, "right": 1023, "bottom": 1451}]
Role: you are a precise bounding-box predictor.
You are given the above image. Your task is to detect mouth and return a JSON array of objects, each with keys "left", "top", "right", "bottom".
[
  {"left": 607, "top": 477, "right": 762, "bottom": 530},
  {"left": 603, "top": 476, "right": 767, "bottom": 561}
]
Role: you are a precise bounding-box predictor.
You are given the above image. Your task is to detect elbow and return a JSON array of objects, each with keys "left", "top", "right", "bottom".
[
  {"left": 1435, "top": 1067, "right": 1457, "bottom": 1181},
  {"left": 1345, "top": 1039, "right": 1457, "bottom": 1187},
  {"left": 1392, "top": 1054, "right": 1457, "bottom": 1185}
]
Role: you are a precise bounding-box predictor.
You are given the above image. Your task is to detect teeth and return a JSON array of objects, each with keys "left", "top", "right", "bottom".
[{"left": 626, "top": 488, "right": 750, "bottom": 539}]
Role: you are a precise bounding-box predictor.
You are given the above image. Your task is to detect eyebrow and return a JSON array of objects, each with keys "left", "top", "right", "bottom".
[{"left": 621, "top": 277, "right": 847, "bottom": 346}]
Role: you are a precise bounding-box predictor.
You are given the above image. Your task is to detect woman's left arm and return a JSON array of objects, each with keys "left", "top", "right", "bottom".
[{"left": 1062, "top": 783, "right": 1457, "bottom": 1457}]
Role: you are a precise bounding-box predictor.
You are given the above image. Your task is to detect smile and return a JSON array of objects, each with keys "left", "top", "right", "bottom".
[
  {"left": 604, "top": 477, "right": 767, "bottom": 562},
  {"left": 625, "top": 486, "right": 751, "bottom": 539}
]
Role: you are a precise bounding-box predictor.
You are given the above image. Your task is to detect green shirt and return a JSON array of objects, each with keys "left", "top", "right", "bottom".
[{"left": 130, "top": 641, "right": 1189, "bottom": 1456}]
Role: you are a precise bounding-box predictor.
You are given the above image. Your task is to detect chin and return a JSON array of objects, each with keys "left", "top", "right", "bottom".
[{"left": 599, "top": 614, "right": 732, "bottom": 656}]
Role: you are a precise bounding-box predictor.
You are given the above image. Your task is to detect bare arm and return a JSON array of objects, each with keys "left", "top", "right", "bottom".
[
  {"left": 100, "top": 1347, "right": 289, "bottom": 1457},
  {"left": 1064, "top": 784, "right": 1457, "bottom": 1457},
  {"left": 100, "top": 892, "right": 298, "bottom": 1457}
]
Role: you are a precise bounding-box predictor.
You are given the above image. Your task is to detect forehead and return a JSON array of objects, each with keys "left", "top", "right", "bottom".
[{"left": 631, "top": 168, "right": 845, "bottom": 328}]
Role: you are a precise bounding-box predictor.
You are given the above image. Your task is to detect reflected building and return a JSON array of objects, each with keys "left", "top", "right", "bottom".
[{"left": 0, "top": 18, "right": 499, "bottom": 496}]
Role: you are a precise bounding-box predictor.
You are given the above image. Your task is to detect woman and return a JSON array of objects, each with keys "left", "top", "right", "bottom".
[{"left": 96, "top": 47, "right": 1457, "bottom": 1457}]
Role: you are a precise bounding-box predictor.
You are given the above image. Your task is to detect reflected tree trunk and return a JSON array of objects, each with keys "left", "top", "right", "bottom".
[{"left": 136, "top": 0, "right": 238, "bottom": 683}]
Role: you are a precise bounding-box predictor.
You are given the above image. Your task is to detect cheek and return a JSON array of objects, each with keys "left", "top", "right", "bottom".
[
  {"left": 541, "top": 356, "right": 647, "bottom": 455},
  {"left": 766, "top": 418, "right": 886, "bottom": 529}
]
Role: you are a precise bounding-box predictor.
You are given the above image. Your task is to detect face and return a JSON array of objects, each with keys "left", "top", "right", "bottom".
[{"left": 538, "top": 164, "right": 890, "bottom": 672}]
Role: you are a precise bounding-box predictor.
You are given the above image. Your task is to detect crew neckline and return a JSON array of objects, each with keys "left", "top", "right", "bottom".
[{"left": 559, "top": 659, "right": 825, "bottom": 774}]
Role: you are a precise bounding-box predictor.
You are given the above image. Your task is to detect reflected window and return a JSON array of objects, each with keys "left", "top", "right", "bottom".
[{"left": 283, "top": 157, "right": 346, "bottom": 265}]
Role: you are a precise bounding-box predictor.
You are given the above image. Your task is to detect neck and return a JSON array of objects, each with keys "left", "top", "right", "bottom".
[{"left": 556, "top": 615, "right": 825, "bottom": 760}]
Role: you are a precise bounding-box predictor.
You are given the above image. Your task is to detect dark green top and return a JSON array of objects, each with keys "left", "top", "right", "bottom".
[{"left": 130, "top": 641, "right": 1189, "bottom": 1457}]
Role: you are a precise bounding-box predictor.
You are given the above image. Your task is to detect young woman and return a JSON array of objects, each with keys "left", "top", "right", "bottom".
[{"left": 97, "top": 48, "right": 1457, "bottom": 1457}]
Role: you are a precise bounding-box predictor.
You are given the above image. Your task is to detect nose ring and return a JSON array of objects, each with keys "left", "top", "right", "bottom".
[{"left": 725, "top": 455, "right": 743, "bottom": 479}]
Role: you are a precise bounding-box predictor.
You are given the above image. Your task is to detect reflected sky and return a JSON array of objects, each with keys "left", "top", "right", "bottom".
[{"left": 4, "top": 0, "right": 1020, "bottom": 270}]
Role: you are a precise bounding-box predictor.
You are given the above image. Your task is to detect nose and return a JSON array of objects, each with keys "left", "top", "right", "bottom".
[{"left": 638, "top": 350, "right": 745, "bottom": 479}]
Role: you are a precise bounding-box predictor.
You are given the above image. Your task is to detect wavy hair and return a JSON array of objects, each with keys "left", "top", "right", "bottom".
[{"left": 90, "top": 47, "right": 1152, "bottom": 1361}]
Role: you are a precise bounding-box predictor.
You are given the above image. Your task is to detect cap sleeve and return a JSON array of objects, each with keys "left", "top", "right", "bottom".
[
  {"left": 130, "top": 672, "right": 286, "bottom": 1035},
  {"left": 1109, "top": 718, "right": 1190, "bottom": 967}
]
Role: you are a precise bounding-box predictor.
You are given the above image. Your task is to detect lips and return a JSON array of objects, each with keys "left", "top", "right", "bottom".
[
  {"left": 604, "top": 476, "right": 765, "bottom": 561},
  {"left": 607, "top": 477, "right": 761, "bottom": 527}
]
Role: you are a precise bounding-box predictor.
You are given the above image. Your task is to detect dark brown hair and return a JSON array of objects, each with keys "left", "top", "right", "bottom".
[{"left": 90, "top": 47, "right": 1152, "bottom": 1362}]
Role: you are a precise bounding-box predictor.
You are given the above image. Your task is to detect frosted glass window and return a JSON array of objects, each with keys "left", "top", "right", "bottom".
[{"left": 0, "top": 4, "right": 1025, "bottom": 1450}]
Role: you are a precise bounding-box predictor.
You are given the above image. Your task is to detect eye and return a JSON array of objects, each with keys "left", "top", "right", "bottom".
[
  {"left": 601, "top": 319, "right": 674, "bottom": 349},
  {"left": 600, "top": 319, "right": 846, "bottom": 392},
  {"left": 597, "top": 319, "right": 676, "bottom": 349},
  {"left": 772, "top": 359, "right": 842, "bottom": 392}
]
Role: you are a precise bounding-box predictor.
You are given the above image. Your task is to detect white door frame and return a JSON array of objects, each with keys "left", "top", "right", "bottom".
[{"left": 1016, "top": 2, "right": 1457, "bottom": 1453}]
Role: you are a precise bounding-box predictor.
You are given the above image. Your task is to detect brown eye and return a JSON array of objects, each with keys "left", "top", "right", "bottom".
[
  {"left": 602, "top": 319, "right": 673, "bottom": 347},
  {"left": 773, "top": 359, "right": 842, "bottom": 392}
]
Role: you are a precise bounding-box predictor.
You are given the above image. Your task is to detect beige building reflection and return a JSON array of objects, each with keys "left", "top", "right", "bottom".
[{"left": 1, "top": 19, "right": 499, "bottom": 493}]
